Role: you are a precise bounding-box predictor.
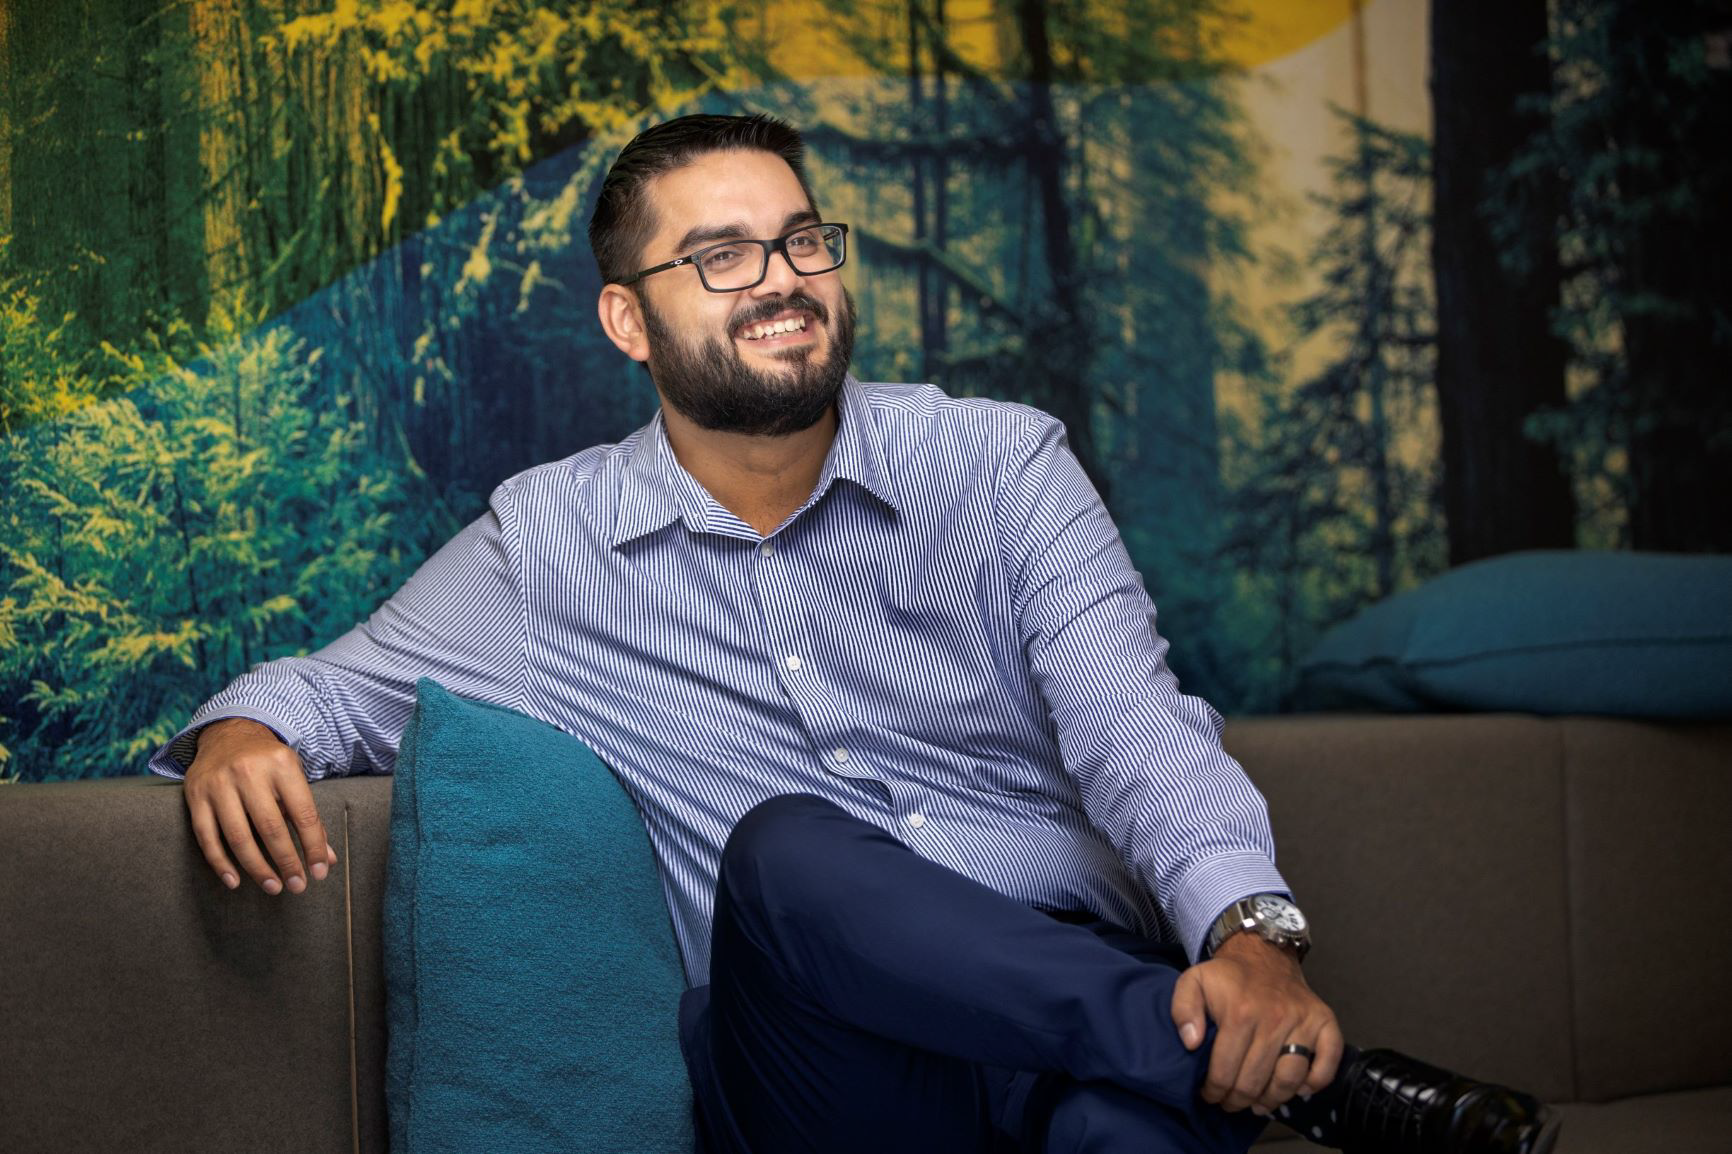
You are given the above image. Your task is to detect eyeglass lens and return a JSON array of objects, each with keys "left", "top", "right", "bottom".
[{"left": 697, "top": 225, "right": 846, "bottom": 290}]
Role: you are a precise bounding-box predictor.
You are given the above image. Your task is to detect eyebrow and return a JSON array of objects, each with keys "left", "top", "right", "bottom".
[{"left": 672, "top": 209, "right": 821, "bottom": 256}]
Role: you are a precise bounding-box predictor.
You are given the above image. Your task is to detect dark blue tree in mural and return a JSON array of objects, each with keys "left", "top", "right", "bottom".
[{"left": 1224, "top": 112, "right": 1442, "bottom": 709}]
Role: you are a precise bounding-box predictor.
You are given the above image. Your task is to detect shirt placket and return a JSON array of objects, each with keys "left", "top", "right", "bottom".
[
  {"left": 749, "top": 531, "right": 886, "bottom": 791},
  {"left": 751, "top": 529, "right": 948, "bottom": 842}
]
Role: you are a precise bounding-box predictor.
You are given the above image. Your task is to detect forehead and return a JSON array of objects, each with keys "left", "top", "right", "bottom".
[{"left": 643, "top": 149, "right": 813, "bottom": 255}]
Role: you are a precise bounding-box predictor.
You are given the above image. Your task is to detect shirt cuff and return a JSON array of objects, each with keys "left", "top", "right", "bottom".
[
  {"left": 146, "top": 708, "right": 305, "bottom": 780},
  {"left": 1170, "top": 850, "right": 1294, "bottom": 964}
]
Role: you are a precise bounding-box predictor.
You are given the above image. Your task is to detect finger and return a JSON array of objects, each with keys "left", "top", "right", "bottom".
[
  {"left": 1202, "top": 1016, "right": 1253, "bottom": 1107},
  {"left": 1226, "top": 1026, "right": 1285, "bottom": 1112},
  {"left": 214, "top": 789, "right": 282, "bottom": 894},
  {"left": 185, "top": 790, "right": 241, "bottom": 890},
  {"left": 1301, "top": 1018, "right": 1346, "bottom": 1098},
  {"left": 276, "top": 773, "right": 331, "bottom": 882},
  {"left": 1257, "top": 1041, "right": 1314, "bottom": 1111},
  {"left": 240, "top": 779, "right": 310, "bottom": 893},
  {"left": 1169, "top": 971, "right": 1207, "bottom": 1051}
]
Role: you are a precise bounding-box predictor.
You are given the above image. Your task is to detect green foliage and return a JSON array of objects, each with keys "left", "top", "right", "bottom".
[
  {"left": 0, "top": 296, "right": 453, "bottom": 781},
  {"left": 1, "top": 0, "right": 744, "bottom": 441},
  {"left": 0, "top": 0, "right": 755, "bottom": 776},
  {"left": 269, "top": 0, "right": 730, "bottom": 213},
  {"left": 0, "top": 242, "right": 126, "bottom": 438},
  {"left": 250, "top": 0, "right": 738, "bottom": 317},
  {"left": 1223, "top": 111, "right": 1443, "bottom": 710}
]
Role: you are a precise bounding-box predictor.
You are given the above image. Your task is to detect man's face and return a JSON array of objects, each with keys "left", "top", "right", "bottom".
[{"left": 631, "top": 149, "right": 856, "bottom": 437}]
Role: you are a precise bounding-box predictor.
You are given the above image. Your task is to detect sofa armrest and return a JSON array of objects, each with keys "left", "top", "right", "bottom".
[{"left": 0, "top": 775, "right": 395, "bottom": 1154}]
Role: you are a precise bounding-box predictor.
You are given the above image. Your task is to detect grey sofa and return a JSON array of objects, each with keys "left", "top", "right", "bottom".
[{"left": 3, "top": 713, "right": 1729, "bottom": 1152}]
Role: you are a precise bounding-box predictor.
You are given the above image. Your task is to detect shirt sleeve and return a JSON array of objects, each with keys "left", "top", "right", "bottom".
[
  {"left": 993, "top": 413, "right": 1291, "bottom": 962},
  {"left": 147, "top": 481, "right": 530, "bottom": 781}
]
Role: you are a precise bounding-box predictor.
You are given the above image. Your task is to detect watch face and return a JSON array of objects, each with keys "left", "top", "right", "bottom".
[{"left": 1253, "top": 894, "right": 1308, "bottom": 933}]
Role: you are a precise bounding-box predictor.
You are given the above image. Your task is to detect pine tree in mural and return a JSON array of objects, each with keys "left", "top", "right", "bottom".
[
  {"left": 800, "top": 0, "right": 1107, "bottom": 485},
  {"left": 1225, "top": 112, "right": 1442, "bottom": 708},
  {"left": 785, "top": 0, "right": 1262, "bottom": 703}
]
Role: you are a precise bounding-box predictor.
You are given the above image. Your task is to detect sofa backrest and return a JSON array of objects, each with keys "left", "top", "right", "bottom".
[
  {"left": 1225, "top": 714, "right": 1732, "bottom": 1105},
  {"left": 3, "top": 715, "right": 1729, "bottom": 1152}
]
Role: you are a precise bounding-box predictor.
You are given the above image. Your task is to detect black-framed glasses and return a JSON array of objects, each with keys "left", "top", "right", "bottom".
[{"left": 618, "top": 223, "right": 849, "bottom": 292}]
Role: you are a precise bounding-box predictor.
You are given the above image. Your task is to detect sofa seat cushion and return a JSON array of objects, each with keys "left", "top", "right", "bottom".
[{"left": 384, "top": 679, "right": 694, "bottom": 1152}]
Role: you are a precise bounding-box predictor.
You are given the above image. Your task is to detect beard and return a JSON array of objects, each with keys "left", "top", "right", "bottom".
[{"left": 640, "top": 287, "right": 857, "bottom": 437}]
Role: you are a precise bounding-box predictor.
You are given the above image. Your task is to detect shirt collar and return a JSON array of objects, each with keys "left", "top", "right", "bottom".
[
  {"left": 610, "top": 374, "right": 898, "bottom": 549},
  {"left": 819, "top": 374, "right": 900, "bottom": 517}
]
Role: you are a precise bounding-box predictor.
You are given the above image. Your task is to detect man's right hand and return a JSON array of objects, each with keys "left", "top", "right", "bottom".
[{"left": 183, "top": 718, "right": 336, "bottom": 894}]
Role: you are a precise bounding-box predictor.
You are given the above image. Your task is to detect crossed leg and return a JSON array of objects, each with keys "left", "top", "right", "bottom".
[{"left": 678, "top": 794, "right": 1267, "bottom": 1154}]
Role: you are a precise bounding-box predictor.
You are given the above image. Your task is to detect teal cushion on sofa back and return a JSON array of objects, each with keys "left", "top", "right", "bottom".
[
  {"left": 384, "top": 679, "right": 694, "bottom": 1153},
  {"left": 1294, "top": 551, "right": 1732, "bottom": 717}
]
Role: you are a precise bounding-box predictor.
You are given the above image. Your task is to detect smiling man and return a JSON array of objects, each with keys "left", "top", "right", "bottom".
[{"left": 154, "top": 114, "right": 1557, "bottom": 1154}]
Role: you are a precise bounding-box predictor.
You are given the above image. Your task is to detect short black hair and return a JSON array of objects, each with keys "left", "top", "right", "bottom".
[{"left": 588, "top": 113, "right": 818, "bottom": 286}]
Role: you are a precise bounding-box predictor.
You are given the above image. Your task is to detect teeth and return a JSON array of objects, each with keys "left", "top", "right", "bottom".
[{"left": 743, "top": 316, "right": 808, "bottom": 340}]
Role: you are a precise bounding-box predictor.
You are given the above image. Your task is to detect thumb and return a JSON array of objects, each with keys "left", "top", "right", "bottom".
[{"left": 1170, "top": 969, "right": 1207, "bottom": 1050}]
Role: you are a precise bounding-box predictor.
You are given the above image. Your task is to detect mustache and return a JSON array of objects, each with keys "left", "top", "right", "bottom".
[{"left": 729, "top": 292, "right": 829, "bottom": 336}]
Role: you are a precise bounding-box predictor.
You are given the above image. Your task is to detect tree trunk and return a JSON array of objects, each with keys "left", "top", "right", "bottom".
[
  {"left": 1353, "top": 5, "right": 1396, "bottom": 597},
  {"left": 930, "top": 0, "right": 950, "bottom": 373},
  {"left": 1611, "top": 2, "right": 1732, "bottom": 552},
  {"left": 907, "top": 0, "right": 932, "bottom": 380},
  {"left": 0, "top": 0, "right": 13, "bottom": 239},
  {"left": 189, "top": 0, "right": 254, "bottom": 318},
  {"left": 1016, "top": 0, "right": 1104, "bottom": 492},
  {"left": 1430, "top": 0, "right": 1575, "bottom": 563}
]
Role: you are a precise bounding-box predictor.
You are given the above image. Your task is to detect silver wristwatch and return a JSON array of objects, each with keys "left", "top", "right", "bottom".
[{"left": 1203, "top": 894, "right": 1311, "bottom": 962}]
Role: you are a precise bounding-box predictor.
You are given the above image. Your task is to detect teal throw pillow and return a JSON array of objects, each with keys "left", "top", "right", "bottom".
[
  {"left": 384, "top": 679, "right": 694, "bottom": 1153},
  {"left": 1294, "top": 551, "right": 1732, "bottom": 717}
]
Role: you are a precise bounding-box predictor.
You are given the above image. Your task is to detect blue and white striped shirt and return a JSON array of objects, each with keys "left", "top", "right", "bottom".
[{"left": 152, "top": 376, "right": 1289, "bottom": 984}]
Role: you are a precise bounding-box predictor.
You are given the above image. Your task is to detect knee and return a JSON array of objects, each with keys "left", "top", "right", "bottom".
[{"left": 717, "top": 793, "right": 852, "bottom": 912}]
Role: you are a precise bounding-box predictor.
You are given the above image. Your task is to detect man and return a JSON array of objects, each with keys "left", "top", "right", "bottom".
[{"left": 153, "top": 114, "right": 1558, "bottom": 1154}]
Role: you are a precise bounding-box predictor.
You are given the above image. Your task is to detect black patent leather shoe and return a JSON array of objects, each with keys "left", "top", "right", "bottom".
[{"left": 1334, "top": 1047, "right": 1561, "bottom": 1154}]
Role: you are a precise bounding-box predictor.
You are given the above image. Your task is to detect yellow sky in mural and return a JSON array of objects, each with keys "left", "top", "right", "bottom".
[
  {"left": 747, "top": 0, "right": 1358, "bottom": 78},
  {"left": 1221, "top": 0, "right": 1359, "bottom": 69}
]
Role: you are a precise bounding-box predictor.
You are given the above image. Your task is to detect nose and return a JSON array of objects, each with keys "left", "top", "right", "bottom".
[{"left": 752, "top": 242, "right": 806, "bottom": 297}]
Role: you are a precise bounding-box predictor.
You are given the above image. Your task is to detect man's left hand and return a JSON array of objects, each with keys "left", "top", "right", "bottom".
[{"left": 1169, "top": 931, "right": 1344, "bottom": 1115}]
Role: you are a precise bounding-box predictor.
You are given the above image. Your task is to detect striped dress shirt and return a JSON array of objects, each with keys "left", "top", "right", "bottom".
[{"left": 151, "top": 376, "right": 1290, "bottom": 984}]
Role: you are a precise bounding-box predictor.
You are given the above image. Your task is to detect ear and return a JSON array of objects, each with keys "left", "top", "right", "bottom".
[{"left": 597, "top": 284, "right": 651, "bottom": 363}]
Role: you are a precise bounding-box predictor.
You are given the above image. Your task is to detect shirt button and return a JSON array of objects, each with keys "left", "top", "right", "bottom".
[
  {"left": 785, "top": 655, "right": 802, "bottom": 672},
  {"left": 905, "top": 812, "right": 926, "bottom": 830},
  {"left": 832, "top": 747, "right": 849, "bottom": 764},
  {"left": 760, "top": 542, "right": 774, "bottom": 557}
]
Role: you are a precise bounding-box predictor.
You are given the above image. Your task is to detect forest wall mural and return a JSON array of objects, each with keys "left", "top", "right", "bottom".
[{"left": 2, "top": 0, "right": 1728, "bottom": 780}]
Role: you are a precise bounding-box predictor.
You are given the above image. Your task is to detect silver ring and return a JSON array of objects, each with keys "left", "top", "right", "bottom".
[{"left": 1278, "top": 1043, "right": 1316, "bottom": 1063}]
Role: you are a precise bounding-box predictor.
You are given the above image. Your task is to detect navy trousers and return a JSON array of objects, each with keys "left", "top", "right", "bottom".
[{"left": 677, "top": 794, "right": 1269, "bottom": 1154}]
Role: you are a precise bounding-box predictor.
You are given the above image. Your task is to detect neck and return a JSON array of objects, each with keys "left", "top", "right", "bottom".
[{"left": 660, "top": 402, "right": 839, "bottom": 537}]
